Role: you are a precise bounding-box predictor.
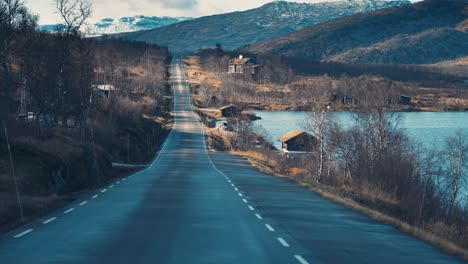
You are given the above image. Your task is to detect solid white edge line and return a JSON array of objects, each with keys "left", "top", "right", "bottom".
[
  {"left": 255, "top": 213, "right": 263, "bottom": 220},
  {"left": 265, "top": 224, "right": 275, "bottom": 232},
  {"left": 294, "top": 255, "right": 309, "bottom": 264},
  {"left": 43, "top": 217, "right": 57, "bottom": 224},
  {"left": 248, "top": 205, "right": 255, "bottom": 211},
  {"left": 277, "top": 237, "right": 290, "bottom": 247},
  {"left": 80, "top": 201, "right": 88, "bottom": 206},
  {"left": 13, "top": 229, "right": 33, "bottom": 238},
  {"left": 64, "top": 208, "right": 74, "bottom": 214}
]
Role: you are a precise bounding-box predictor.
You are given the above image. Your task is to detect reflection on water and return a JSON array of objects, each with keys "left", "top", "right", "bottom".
[{"left": 254, "top": 111, "right": 468, "bottom": 150}]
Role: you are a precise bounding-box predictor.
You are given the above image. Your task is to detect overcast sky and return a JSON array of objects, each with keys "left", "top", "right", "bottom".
[{"left": 25, "top": 0, "right": 421, "bottom": 25}]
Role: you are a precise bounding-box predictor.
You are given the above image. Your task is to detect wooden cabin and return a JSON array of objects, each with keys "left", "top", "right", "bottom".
[
  {"left": 220, "top": 105, "right": 238, "bottom": 118},
  {"left": 400, "top": 95, "right": 412, "bottom": 105},
  {"left": 228, "top": 55, "right": 259, "bottom": 75},
  {"left": 279, "top": 130, "right": 316, "bottom": 152}
]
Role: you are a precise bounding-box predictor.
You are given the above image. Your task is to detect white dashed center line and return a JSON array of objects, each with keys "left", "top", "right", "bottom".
[
  {"left": 277, "top": 237, "right": 290, "bottom": 247},
  {"left": 238, "top": 193, "right": 243, "bottom": 197},
  {"left": 109, "top": 185, "right": 114, "bottom": 188},
  {"left": 80, "top": 201, "right": 88, "bottom": 206},
  {"left": 234, "top": 188, "right": 239, "bottom": 192},
  {"left": 295, "top": 255, "right": 310, "bottom": 264},
  {"left": 64, "top": 208, "right": 74, "bottom": 214},
  {"left": 265, "top": 224, "right": 275, "bottom": 232},
  {"left": 255, "top": 213, "right": 263, "bottom": 220},
  {"left": 92, "top": 194, "right": 99, "bottom": 199},
  {"left": 242, "top": 199, "right": 248, "bottom": 203},
  {"left": 14, "top": 229, "right": 33, "bottom": 239},
  {"left": 43, "top": 217, "right": 57, "bottom": 224},
  {"left": 101, "top": 189, "right": 107, "bottom": 193},
  {"left": 116, "top": 181, "right": 121, "bottom": 184},
  {"left": 248, "top": 205, "right": 255, "bottom": 211}
]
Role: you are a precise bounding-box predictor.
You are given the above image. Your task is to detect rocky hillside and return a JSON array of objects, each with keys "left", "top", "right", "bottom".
[
  {"left": 121, "top": 0, "right": 410, "bottom": 53},
  {"left": 247, "top": 0, "right": 468, "bottom": 64}
]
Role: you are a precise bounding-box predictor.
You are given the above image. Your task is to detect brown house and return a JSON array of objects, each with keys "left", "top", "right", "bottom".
[
  {"left": 220, "top": 105, "right": 238, "bottom": 117},
  {"left": 228, "top": 55, "right": 259, "bottom": 75},
  {"left": 280, "top": 130, "right": 316, "bottom": 152},
  {"left": 400, "top": 95, "right": 412, "bottom": 105}
]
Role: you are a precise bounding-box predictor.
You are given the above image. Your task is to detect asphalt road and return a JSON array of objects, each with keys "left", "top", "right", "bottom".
[{"left": 0, "top": 60, "right": 464, "bottom": 264}]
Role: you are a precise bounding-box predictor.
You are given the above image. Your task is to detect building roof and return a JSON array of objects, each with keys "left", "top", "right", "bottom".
[
  {"left": 229, "top": 57, "right": 255, "bottom": 65},
  {"left": 280, "top": 130, "right": 307, "bottom": 142},
  {"left": 92, "top": 84, "right": 119, "bottom": 91}
]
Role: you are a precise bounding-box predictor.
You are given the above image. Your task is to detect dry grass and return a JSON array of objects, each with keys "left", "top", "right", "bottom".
[
  {"left": 305, "top": 182, "right": 468, "bottom": 260},
  {"left": 230, "top": 150, "right": 279, "bottom": 176}
]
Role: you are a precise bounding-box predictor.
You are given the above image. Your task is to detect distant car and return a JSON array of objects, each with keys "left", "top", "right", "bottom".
[
  {"left": 215, "top": 121, "right": 229, "bottom": 131},
  {"left": 16, "top": 112, "right": 35, "bottom": 123}
]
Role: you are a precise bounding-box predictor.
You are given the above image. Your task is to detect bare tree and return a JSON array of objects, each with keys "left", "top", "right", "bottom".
[
  {"left": 0, "top": 0, "right": 37, "bottom": 99},
  {"left": 444, "top": 129, "right": 468, "bottom": 217},
  {"left": 305, "top": 77, "right": 333, "bottom": 182},
  {"left": 54, "top": 0, "right": 92, "bottom": 35}
]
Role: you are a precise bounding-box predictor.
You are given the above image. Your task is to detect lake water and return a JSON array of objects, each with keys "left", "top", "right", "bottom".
[{"left": 254, "top": 111, "right": 468, "bottom": 150}]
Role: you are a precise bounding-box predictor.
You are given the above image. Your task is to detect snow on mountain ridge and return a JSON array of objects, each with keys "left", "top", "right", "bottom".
[
  {"left": 253, "top": 0, "right": 411, "bottom": 30},
  {"left": 40, "top": 16, "right": 193, "bottom": 35}
]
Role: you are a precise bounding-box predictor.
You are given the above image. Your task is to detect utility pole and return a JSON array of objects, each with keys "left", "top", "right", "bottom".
[
  {"left": 90, "top": 125, "right": 101, "bottom": 186},
  {"left": 3, "top": 120, "right": 25, "bottom": 223}
]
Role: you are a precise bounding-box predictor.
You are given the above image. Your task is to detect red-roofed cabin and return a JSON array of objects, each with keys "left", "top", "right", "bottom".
[{"left": 279, "top": 130, "right": 316, "bottom": 152}]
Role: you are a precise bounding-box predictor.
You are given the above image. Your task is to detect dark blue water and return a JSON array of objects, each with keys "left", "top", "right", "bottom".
[{"left": 254, "top": 111, "right": 468, "bottom": 150}]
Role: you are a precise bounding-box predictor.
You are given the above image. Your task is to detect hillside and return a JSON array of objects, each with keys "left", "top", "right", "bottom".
[
  {"left": 120, "top": 0, "right": 410, "bottom": 53},
  {"left": 247, "top": 0, "right": 468, "bottom": 64},
  {"left": 40, "top": 15, "right": 193, "bottom": 35}
]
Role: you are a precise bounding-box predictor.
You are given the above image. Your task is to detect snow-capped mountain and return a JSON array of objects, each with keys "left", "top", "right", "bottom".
[
  {"left": 122, "top": 0, "right": 412, "bottom": 53},
  {"left": 40, "top": 16, "right": 193, "bottom": 35},
  {"left": 255, "top": 0, "right": 411, "bottom": 30},
  {"left": 248, "top": 0, "right": 468, "bottom": 64}
]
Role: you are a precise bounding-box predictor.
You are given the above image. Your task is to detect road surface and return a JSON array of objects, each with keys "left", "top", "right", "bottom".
[{"left": 0, "top": 60, "right": 464, "bottom": 264}]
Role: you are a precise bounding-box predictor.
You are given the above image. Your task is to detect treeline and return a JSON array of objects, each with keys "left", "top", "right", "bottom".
[
  {"left": 288, "top": 58, "right": 465, "bottom": 87},
  {"left": 0, "top": 0, "right": 172, "bottom": 229},
  {"left": 198, "top": 46, "right": 295, "bottom": 85}
]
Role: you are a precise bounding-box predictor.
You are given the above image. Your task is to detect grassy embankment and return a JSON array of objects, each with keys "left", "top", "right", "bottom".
[{"left": 184, "top": 56, "right": 468, "bottom": 260}]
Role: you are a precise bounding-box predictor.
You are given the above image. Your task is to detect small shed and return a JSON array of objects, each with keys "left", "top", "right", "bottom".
[
  {"left": 220, "top": 105, "right": 238, "bottom": 117},
  {"left": 92, "top": 84, "right": 119, "bottom": 98},
  {"left": 279, "top": 130, "right": 316, "bottom": 152},
  {"left": 400, "top": 95, "right": 412, "bottom": 105},
  {"left": 342, "top": 95, "right": 356, "bottom": 105},
  {"left": 228, "top": 55, "right": 259, "bottom": 75}
]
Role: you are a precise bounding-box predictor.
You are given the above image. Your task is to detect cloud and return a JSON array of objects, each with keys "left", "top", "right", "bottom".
[{"left": 159, "top": 0, "right": 198, "bottom": 10}]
